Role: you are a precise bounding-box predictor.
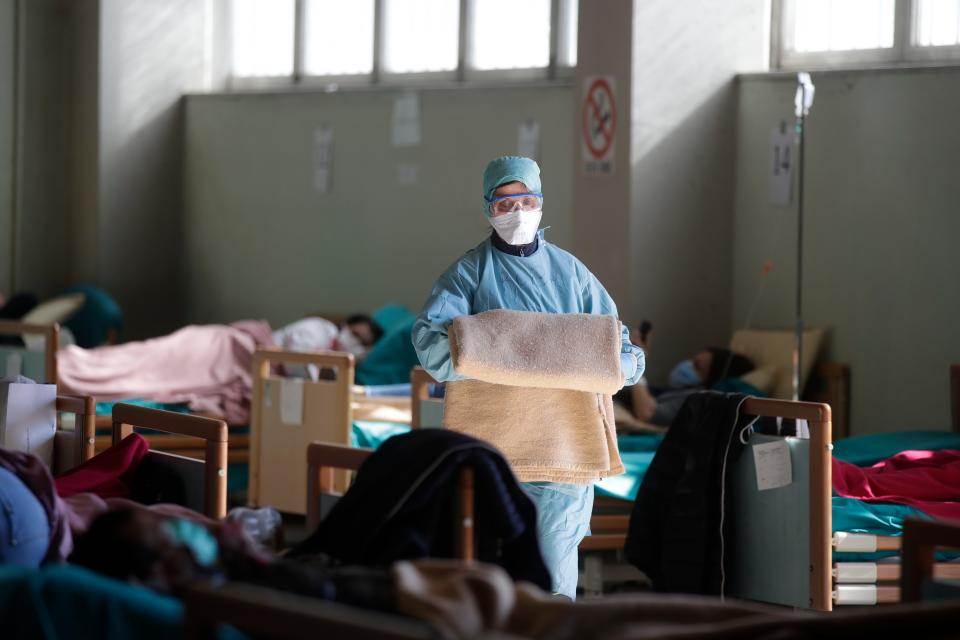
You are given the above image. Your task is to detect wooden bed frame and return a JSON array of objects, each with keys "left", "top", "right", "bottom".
[
  {"left": 901, "top": 518, "right": 960, "bottom": 603},
  {"left": 305, "top": 441, "right": 475, "bottom": 561},
  {"left": 50, "top": 396, "right": 228, "bottom": 518},
  {"left": 249, "top": 348, "right": 354, "bottom": 514},
  {"left": 53, "top": 394, "right": 97, "bottom": 470},
  {"left": 182, "top": 581, "right": 434, "bottom": 640},
  {"left": 111, "top": 403, "right": 229, "bottom": 519},
  {"left": 0, "top": 319, "right": 59, "bottom": 382}
]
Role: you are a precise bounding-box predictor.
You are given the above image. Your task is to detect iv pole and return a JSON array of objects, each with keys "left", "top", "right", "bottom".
[{"left": 793, "top": 72, "right": 815, "bottom": 401}]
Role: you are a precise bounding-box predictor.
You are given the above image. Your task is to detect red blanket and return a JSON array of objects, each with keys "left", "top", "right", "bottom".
[
  {"left": 55, "top": 434, "right": 149, "bottom": 499},
  {"left": 832, "top": 449, "right": 960, "bottom": 520}
]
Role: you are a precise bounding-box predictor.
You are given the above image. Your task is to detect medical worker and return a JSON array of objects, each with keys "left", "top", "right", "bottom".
[{"left": 412, "top": 156, "right": 644, "bottom": 598}]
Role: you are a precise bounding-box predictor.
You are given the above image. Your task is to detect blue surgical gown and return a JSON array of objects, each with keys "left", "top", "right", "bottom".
[{"left": 412, "top": 230, "right": 644, "bottom": 384}]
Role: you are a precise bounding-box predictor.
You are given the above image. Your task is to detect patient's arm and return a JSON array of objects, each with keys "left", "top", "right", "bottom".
[{"left": 630, "top": 378, "right": 657, "bottom": 422}]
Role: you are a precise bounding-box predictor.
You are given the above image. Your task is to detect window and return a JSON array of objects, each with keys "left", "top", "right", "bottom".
[
  {"left": 773, "top": 0, "right": 960, "bottom": 69},
  {"left": 228, "top": 0, "right": 579, "bottom": 87},
  {"left": 303, "top": 0, "right": 375, "bottom": 76},
  {"left": 470, "top": 0, "right": 551, "bottom": 70},
  {"left": 383, "top": 0, "right": 460, "bottom": 73},
  {"left": 915, "top": 0, "right": 960, "bottom": 46},
  {"left": 231, "top": 0, "right": 295, "bottom": 77}
]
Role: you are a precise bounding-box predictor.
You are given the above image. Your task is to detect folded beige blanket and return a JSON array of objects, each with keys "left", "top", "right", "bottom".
[
  {"left": 445, "top": 310, "right": 624, "bottom": 484},
  {"left": 449, "top": 309, "right": 623, "bottom": 394}
]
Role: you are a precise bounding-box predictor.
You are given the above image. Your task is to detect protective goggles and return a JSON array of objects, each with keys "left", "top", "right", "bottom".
[{"left": 485, "top": 192, "right": 544, "bottom": 216}]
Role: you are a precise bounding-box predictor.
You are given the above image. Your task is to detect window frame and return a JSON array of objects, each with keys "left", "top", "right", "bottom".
[
  {"left": 227, "top": 0, "right": 577, "bottom": 90},
  {"left": 772, "top": 0, "right": 960, "bottom": 70}
]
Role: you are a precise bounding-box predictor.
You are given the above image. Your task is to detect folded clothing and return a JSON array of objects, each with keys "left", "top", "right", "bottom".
[
  {"left": 444, "top": 381, "right": 623, "bottom": 484},
  {"left": 449, "top": 309, "right": 623, "bottom": 394}
]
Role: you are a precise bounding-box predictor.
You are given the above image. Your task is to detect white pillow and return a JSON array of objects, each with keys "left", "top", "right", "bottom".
[
  {"left": 740, "top": 366, "right": 777, "bottom": 395},
  {"left": 21, "top": 293, "right": 85, "bottom": 350}
]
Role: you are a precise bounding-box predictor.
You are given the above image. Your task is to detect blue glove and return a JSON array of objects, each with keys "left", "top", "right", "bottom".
[{"left": 619, "top": 352, "right": 637, "bottom": 380}]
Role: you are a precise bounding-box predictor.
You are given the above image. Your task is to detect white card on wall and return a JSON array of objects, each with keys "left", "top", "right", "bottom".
[
  {"left": 280, "top": 378, "right": 304, "bottom": 426},
  {"left": 313, "top": 125, "right": 334, "bottom": 193},
  {"left": 392, "top": 92, "right": 421, "bottom": 147},
  {"left": 752, "top": 439, "right": 792, "bottom": 491},
  {"left": 769, "top": 125, "right": 792, "bottom": 206},
  {"left": 518, "top": 119, "right": 540, "bottom": 160}
]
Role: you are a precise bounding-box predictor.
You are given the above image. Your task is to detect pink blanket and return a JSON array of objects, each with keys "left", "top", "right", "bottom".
[
  {"left": 833, "top": 449, "right": 960, "bottom": 520},
  {"left": 57, "top": 320, "right": 274, "bottom": 424}
]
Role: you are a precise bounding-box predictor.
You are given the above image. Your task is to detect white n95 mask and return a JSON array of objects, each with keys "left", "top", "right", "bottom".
[
  {"left": 335, "top": 326, "right": 367, "bottom": 359},
  {"left": 489, "top": 209, "right": 542, "bottom": 245}
]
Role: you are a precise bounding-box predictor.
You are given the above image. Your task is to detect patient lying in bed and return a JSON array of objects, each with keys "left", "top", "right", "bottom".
[
  {"left": 615, "top": 339, "right": 757, "bottom": 430},
  {"left": 56, "top": 315, "right": 383, "bottom": 424}
]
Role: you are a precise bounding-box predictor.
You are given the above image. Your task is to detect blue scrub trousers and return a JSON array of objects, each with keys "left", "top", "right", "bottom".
[
  {"left": 522, "top": 481, "right": 594, "bottom": 599},
  {"left": 0, "top": 466, "right": 50, "bottom": 567}
]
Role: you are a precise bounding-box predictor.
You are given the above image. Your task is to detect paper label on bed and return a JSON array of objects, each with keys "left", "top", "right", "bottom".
[
  {"left": 280, "top": 378, "right": 304, "bottom": 426},
  {"left": 752, "top": 440, "right": 791, "bottom": 491}
]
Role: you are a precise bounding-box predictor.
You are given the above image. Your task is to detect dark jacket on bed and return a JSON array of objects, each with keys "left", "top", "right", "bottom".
[
  {"left": 625, "top": 391, "right": 753, "bottom": 596},
  {"left": 289, "top": 428, "right": 550, "bottom": 590}
]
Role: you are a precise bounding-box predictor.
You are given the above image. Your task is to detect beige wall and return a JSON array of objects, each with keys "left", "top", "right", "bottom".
[
  {"left": 629, "top": 0, "right": 768, "bottom": 382},
  {"left": 97, "top": 0, "right": 207, "bottom": 337},
  {"left": 183, "top": 85, "right": 574, "bottom": 328},
  {"left": 733, "top": 68, "right": 960, "bottom": 433}
]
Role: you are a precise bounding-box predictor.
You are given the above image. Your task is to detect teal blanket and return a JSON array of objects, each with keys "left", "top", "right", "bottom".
[
  {"left": 833, "top": 430, "right": 960, "bottom": 466},
  {"left": 0, "top": 565, "right": 242, "bottom": 639}
]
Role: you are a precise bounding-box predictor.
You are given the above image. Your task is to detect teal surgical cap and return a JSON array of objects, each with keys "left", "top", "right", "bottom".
[{"left": 482, "top": 156, "right": 542, "bottom": 217}]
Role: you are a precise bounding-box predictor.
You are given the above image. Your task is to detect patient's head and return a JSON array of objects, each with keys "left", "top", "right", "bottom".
[
  {"left": 670, "top": 348, "right": 754, "bottom": 389},
  {"left": 699, "top": 348, "right": 754, "bottom": 387},
  {"left": 70, "top": 509, "right": 219, "bottom": 593},
  {"left": 343, "top": 314, "right": 384, "bottom": 348}
]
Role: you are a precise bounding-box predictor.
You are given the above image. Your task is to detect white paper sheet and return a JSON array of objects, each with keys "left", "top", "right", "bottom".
[
  {"left": 769, "top": 125, "right": 792, "bottom": 206},
  {"left": 392, "top": 92, "right": 421, "bottom": 147},
  {"left": 518, "top": 120, "right": 540, "bottom": 160},
  {"left": 280, "top": 378, "right": 304, "bottom": 426},
  {"left": 313, "top": 125, "right": 334, "bottom": 193},
  {"left": 752, "top": 439, "right": 792, "bottom": 491}
]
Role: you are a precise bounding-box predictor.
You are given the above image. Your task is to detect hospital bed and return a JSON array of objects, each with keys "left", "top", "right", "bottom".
[
  {"left": 39, "top": 394, "right": 229, "bottom": 518},
  {"left": 900, "top": 517, "right": 960, "bottom": 602},
  {"left": 248, "top": 347, "right": 413, "bottom": 514},
  {"left": 411, "top": 362, "right": 960, "bottom": 608},
  {"left": 109, "top": 403, "right": 230, "bottom": 518},
  {"left": 305, "top": 440, "right": 475, "bottom": 560},
  {"left": 183, "top": 580, "right": 433, "bottom": 640}
]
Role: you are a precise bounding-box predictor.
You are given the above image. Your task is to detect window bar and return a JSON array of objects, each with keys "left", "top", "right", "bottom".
[
  {"left": 372, "top": 0, "right": 384, "bottom": 84},
  {"left": 457, "top": 0, "right": 469, "bottom": 81},
  {"left": 893, "top": 0, "right": 911, "bottom": 60},
  {"left": 770, "top": 0, "right": 784, "bottom": 70},
  {"left": 548, "top": 0, "right": 560, "bottom": 79},
  {"left": 293, "top": 0, "right": 306, "bottom": 83}
]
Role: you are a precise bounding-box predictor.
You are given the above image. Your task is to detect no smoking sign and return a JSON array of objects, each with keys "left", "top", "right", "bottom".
[{"left": 581, "top": 76, "right": 616, "bottom": 175}]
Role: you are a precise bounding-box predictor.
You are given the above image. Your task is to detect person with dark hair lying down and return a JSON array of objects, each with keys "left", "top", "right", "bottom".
[
  {"left": 619, "top": 346, "right": 756, "bottom": 428},
  {"left": 55, "top": 313, "right": 384, "bottom": 424}
]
